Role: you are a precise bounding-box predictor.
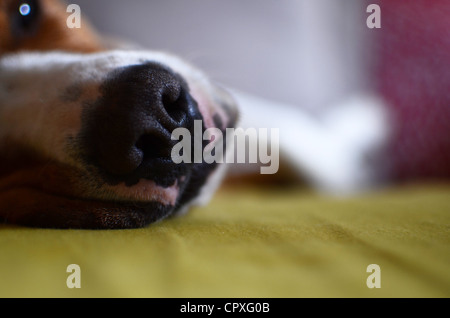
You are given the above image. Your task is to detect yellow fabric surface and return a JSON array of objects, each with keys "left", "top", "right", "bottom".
[{"left": 0, "top": 184, "right": 449, "bottom": 298}]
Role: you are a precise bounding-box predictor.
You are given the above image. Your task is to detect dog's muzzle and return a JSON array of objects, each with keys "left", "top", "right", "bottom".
[{"left": 0, "top": 51, "right": 237, "bottom": 229}]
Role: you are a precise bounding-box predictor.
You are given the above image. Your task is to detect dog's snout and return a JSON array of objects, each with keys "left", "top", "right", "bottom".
[{"left": 80, "top": 62, "right": 202, "bottom": 185}]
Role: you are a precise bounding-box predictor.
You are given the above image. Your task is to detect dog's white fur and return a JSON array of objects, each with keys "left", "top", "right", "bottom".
[{"left": 231, "top": 90, "right": 390, "bottom": 194}]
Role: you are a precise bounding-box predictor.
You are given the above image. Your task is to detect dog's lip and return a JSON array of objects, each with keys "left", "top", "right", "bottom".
[
  {"left": 0, "top": 183, "right": 176, "bottom": 209},
  {"left": 96, "top": 177, "right": 182, "bottom": 206},
  {"left": 0, "top": 162, "right": 181, "bottom": 209},
  {"left": 0, "top": 151, "right": 182, "bottom": 230},
  {"left": 122, "top": 157, "right": 183, "bottom": 186},
  {"left": 0, "top": 185, "right": 176, "bottom": 229},
  {"left": 94, "top": 157, "right": 189, "bottom": 199}
]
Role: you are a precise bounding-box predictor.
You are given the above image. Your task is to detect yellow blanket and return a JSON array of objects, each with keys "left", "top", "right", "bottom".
[{"left": 0, "top": 184, "right": 449, "bottom": 298}]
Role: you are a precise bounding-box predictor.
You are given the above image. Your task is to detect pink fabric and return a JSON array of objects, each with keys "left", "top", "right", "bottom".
[{"left": 377, "top": 0, "right": 450, "bottom": 181}]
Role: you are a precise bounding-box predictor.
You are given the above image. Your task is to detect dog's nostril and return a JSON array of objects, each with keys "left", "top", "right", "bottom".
[{"left": 162, "top": 92, "right": 186, "bottom": 124}]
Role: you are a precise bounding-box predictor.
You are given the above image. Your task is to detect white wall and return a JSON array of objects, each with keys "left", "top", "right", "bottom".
[{"left": 73, "top": 0, "right": 377, "bottom": 111}]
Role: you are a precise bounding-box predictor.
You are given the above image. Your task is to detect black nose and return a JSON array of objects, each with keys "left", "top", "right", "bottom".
[{"left": 80, "top": 62, "right": 203, "bottom": 186}]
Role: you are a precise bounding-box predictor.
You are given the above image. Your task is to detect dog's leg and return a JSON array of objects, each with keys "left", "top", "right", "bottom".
[{"left": 229, "top": 90, "right": 390, "bottom": 195}]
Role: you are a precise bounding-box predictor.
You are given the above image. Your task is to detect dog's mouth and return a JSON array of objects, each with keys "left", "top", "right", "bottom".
[
  {"left": 75, "top": 155, "right": 219, "bottom": 223},
  {"left": 0, "top": 159, "right": 210, "bottom": 230}
]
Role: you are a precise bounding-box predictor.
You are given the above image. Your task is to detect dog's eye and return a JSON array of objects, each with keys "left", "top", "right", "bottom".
[{"left": 11, "top": 0, "right": 41, "bottom": 37}]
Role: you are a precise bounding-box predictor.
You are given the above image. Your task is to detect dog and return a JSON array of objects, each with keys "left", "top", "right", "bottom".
[
  {"left": 1, "top": 0, "right": 449, "bottom": 229},
  {"left": 0, "top": 0, "right": 239, "bottom": 229}
]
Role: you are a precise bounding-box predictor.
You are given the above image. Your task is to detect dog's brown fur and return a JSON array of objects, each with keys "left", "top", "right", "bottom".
[{"left": 0, "top": 0, "right": 100, "bottom": 53}]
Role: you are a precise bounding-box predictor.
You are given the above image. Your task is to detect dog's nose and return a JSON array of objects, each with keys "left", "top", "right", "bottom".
[{"left": 81, "top": 62, "right": 202, "bottom": 185}]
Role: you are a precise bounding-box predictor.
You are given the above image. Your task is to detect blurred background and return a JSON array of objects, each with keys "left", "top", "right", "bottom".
[
  {"left": 71, "top": 0, "right": 450, "bottom": 184},
  {"left": 72, "top": 0, "right": 375, "bottom": 113}
]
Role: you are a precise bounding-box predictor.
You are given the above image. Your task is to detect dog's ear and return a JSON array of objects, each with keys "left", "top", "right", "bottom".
[{"left": 0, "top": 0, "right": 102, "bottom": 53}]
